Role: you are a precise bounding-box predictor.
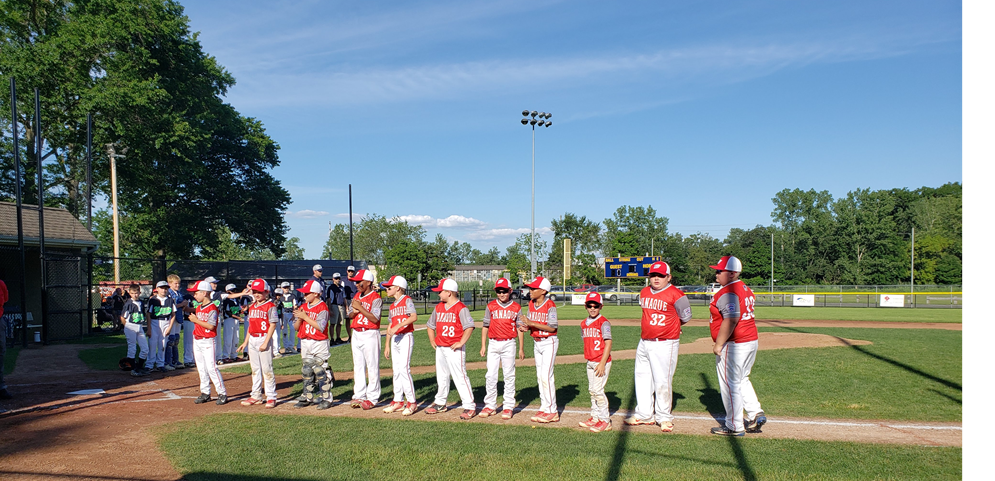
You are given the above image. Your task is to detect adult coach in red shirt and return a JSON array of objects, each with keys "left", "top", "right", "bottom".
[
  {"left": 709, "top": 255, "right": 766, "bottom": 436},
  {"left": 625, "top": 261, "right": 692, "bottom": 432}
]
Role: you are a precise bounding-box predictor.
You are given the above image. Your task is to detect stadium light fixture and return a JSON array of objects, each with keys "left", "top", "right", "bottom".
[{"left": 520, "top": 108, "right": 553, "bottom": 280}]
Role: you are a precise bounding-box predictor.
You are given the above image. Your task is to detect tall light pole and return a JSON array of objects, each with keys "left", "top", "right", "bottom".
[{"left": 521, "top": 110, "right": 551, "bottom": 280}]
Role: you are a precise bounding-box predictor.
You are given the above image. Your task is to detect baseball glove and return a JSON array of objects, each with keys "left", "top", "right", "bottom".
[{"left": 118, "top": 357, "right": 135, "bottom": 371}]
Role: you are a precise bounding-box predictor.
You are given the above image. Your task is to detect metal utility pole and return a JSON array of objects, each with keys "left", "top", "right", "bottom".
[
  {"left": 10, "top": 78, "right": 29, "bottom": 347},
  {"left": 910, "top": 227, "right": 915, "bottom": 307},
  {"left": 348, "top": 183, "right": 354, "bottom": 265},
  {"left": 35, "top": 88, "right": 48, "bottom": 344},
  {"left": 520, "top": 110, "right": 552, "bottom": 280}
]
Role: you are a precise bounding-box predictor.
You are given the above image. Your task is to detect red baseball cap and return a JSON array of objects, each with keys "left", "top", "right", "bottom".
[
  {"left": 297, "top": 279, "right": 323, "bottom": 295},
  {"left": 584, "top": 291, "right": 603, "bottom": 306},
  {"left": 380, "top": 275, "right": 408, "bottom": 290},
  {"left": 709, "top": 255, "right": 742, "bottom": 273},
  {"left": 249, "top": 278, "right": 269, "bottom": 292},
  {"left": 349, "top": 269, "right": 375, "bottom": 283},
  {"left": 525, "top": 276, "right": 551, "bottom": 291},
  {"left": 431, "top": 278, "right": 459, "bottom": 292},
  {"left": 649, "top": 262, "right": 671, "bottom": 276},
  {"left": 494, "top": 278, "right": 511, "bottom": 291}
]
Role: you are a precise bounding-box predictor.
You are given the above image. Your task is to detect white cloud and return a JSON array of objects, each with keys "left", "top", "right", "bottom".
[
  {"left": 464, "top": 226, "right": 553, "bottom": 241},
  {"left": 286, "top": 209, "right": 329, "bottom": 219},
  {"left": 397, "top": 214, "right": 486, "bottom": 228},
  {"left": 335, "top": 213, "right": 366, "bottom": 221}
]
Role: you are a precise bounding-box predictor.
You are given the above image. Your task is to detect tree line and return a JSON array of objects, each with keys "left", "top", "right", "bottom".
[{"left": 321, "top": 183, "right": 961, "bottom": 288}]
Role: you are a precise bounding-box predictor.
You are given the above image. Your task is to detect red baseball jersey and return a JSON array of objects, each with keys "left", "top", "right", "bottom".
[
  {"left": 484, "top": 299, "right": 521, "bottom": 340},
  {"left": 638, "top": 284, "right": 686, "bottom": 340},
  {"left": 709, "top": 280, "right": 758, "bottom": 343},
  {"left": 432, "top": 301, "right": 470, "bottom": 347},
  {"left": 350, "top": 290, "right": 382, "bottom": 330},
  {"left": 582, "top": 314, "right": 612, "bottom": 362},
  {"left": 247, "top": 300, "right": 277, "bottom": 335},
  {"left": 527, "top": 298, "right": 557, "bottom": 340},
  {"left": 193, "top": 301, "right": 219, "bottom": 338},
  {"left": 298, "top": 300, "right": 329, "bottom": 341},
  {"left": 388, "top": 295, "right": 415, "bottom": 335}
]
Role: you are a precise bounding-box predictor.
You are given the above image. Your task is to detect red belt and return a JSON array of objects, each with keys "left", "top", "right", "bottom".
[
  {"left": 643, "top": 337, "right": 676, "bottom": 342},
  {"left": 194, "top": 335, "right": 214, "bottom": 340},
  {"left": 490, "top": 338, "right": 515, "bottom": 341},
  {"left": 353, "top": 327, "right": 379, "bottom": 332},
  {"left": 249, "top": 333, "right": 266, "bottom": 338}
]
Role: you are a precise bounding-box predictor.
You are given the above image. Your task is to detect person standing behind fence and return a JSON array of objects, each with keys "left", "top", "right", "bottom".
[
  {"left": 327, "top": 273, "right": 347, "bottom": 345},
  {"left": 709, "top": 255, "right": 766, "bottom": 436},
  {"left": 0, "top": 277, "right": 12, "bottom": 399},
  {"left": 166, "top": 275, "right": 187, "bottom": 370},
  {"left": 120, "top": 284, "right": 150, "bottom": 376},
  {"left": 147, "top": 281, "right": 178, "bottom": 372}
]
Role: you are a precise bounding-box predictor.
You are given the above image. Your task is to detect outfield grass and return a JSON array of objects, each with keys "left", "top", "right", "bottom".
[
  {"left": 554, "top": 305, "right": 962, "bottom": 322},
  {"left": 158, "top": 414, "right": 961, "bottom": 480}
]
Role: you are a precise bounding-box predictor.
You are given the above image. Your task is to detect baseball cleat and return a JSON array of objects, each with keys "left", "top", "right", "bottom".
[
  {"left": 360, "top": 400, "right": 375, "bottom": 410},
  {"left": 590, "top": 420, "right": 612, "bottom": 433},
  {"left": 130, "top": 370, "right": 143, "bottom": 377},
  {"left": 424, "top": 404, "right": 447, "bottom": 414},
  {"left": 530, "top": 411, "right": 546, "bottom": 422},
  {"left": 478, "top": 407, "right": 496, "bottom": 418},
  {"left": 624, "top": 416, "right": 655, "bottom": 426},
  {"left": 501, "top": 409, "right": 513, "bottom": 420},
  {"left": 240, "top": 397, "right": 262, "bottom": 406},
  {"left": 402, "top": 402, "right": 417, "bottom": 416},
  {"left": 383, "top": 401, "right": 404, "bottom": 413},
  {"left": 163, "top": 364, "right": 175, "bottom": 371},
  {"left": 746, "top": 412, "right": 767, "bottom": 433},
  {"left": 350, "top": 399, "right": 362, "bottom": 408},
  {"left": 172, "top": 363, "right": 186, "bottom": 369},
  {"left": 279, "top": 347, "right": 287, "bottom": 354},
  {"left": 194, "top": 393, "right": 211, "bottom": 404},
  {"left": 660, "top": 421, "right": 675, "bottom": 433},
  {"left": 216, "top": 360, "right": 224, "bottom": 366},
  {"left": 536, "top": 412, "right": 559, "bottom": 423},
  {"left": 293, "top": 400, "right": 311, "bottom": 409},
  {"left": 216, "top": 395, "right": 227, "bottom": 405},
  {"left": 184, "top": 362, "right": 197, "bottom": 368},
  {"left": 316, "top": 400, "right": 333, "bottom": 410},
  {"left": 264, "top": 400, "right": 277, "bottom": 409},
  {"left": 710, "top": 426, "right": 745, "bottom": 436},
  {"left": 579, "top": 417, "right": 598, "bottom": 428}
]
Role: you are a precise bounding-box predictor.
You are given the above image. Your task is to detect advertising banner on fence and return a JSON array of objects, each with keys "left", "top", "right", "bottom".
[
  {"left": 792, "top": 295, "right": 815, "bottom": 307},
  {"left": 572, "top": 295, "right": 587, "bottom": 305},
  {"left": 879, "top": 294, "right": 905, "bottom": 307}
]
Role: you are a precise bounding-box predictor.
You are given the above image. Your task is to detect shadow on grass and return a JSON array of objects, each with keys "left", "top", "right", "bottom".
[
  {"left": 700, "top": 373, "right": 757, "bottom": 481},
  {"left": 698, "top": 372, "right": 725, "bottom": 418},
  {"left": 604, "top": 380, "right": 636, "bottom": 481}
]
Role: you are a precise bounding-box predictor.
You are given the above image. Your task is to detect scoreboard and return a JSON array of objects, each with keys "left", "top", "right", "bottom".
[{"left": 604, "top": 256, "right": 663, "bottom": 278}]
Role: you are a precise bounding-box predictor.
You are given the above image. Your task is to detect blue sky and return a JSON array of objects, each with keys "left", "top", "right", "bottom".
[{"left": 181, "top": 0, "right": 962, "bottom": 258}]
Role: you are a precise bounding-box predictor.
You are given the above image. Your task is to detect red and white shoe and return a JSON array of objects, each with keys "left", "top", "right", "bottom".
[
  {"left": 360, "top": 400, "right": 375, "bottom": 410},
  {"left": 579, "top": 417, "right": 598, "bottom": 428},
  {"left": 240, "top": 397, "right": 262, "bottom": 406},
  {"left": 478, "top": 407, "right": 496, "bottom": 418},
  {"left": 459, "top": 409, "right": 476, "bottom": 420},
  {"left": 401, "top": 402, "right": 417, "bottom": 416},
  {"left": 350, "top": 399, "right": 362, "bottom": 408},
  {"left": 264, "top": 399, "right": 277, "bottom": 409},
  {"left": 530, "top": 411, "right": 546, "bottom": 422},
  {"left": 538, "top": 411, "right": 559, "bottom": 423},
  {"left": 501, "top": 409, "right": 513, "bottom": 420},
  {"left": 590, "top": 420, "right": 612, "bottom": 433},
  {"left": 383, "top": 401, "right": 403, "bottom": 413}
]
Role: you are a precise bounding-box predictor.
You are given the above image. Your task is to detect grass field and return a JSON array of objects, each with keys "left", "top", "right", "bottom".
[
  {"left": 554, "top": 305, "right": 962, "bottom": 322},
  {"left": 158, "top": 414, "right": 961, "bottom": 480}
]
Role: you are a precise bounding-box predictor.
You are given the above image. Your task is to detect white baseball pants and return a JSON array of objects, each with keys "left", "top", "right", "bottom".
[
  {"left": 222, "top": 317, "right": 239, "bottom": 359},
  {"left": 194, "top": 337, "right": 227, "bottom": 396},
  {"left": 182, "top": 320, "right": 195, "bottom": 363},
  {"left": 433, "top": 345, "right": 475, "bottom": 410},
  {"left": 587, "top": 360, "right": 613, "bottom": 421},
  {"left": 716, "top": 339, "right": 763, "bottom": 432},
  {"left": 149, "top": 319, "right": 170, "bottom": 368},
  {"left": 247, "top": 335, "right": 277, "bottom": 401},
  {"left": 124, "top": 322, "right": 148, "bottom": 360},
  {"left": 351, "top": 329, "right": 381, "bottom": 402},
  {"left": 633, "top": 338, "right": 680, "bottom": 424},
  {"left": 483, "top": 338, "right": 517, "bottom": 411},
  {"left": 533, "top": 336, "right": 559, "bottom": 414},
  {"left": 389, "top": 333, "right": 416, "bottom": 403},
  {"left": 300, "top": 338, "right": 330, "bottom": 362}
]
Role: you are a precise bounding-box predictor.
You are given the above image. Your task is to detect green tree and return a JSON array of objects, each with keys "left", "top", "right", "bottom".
[
  {"left": 1, "top": 0, "right": 290, "bottom": 258},
  {"left": 381, "top": 239, "right": 428, "bottom": 284},
  {"left": 281, "top": 237, "right": 305, "bottom": 260},
  {"left": 469, "top": 246, "right": 502, "bottom": 265},
  {"left": 602, "top": 205, "right": 669, "bottom": 258},
  {"left": 321, "top": 223, "right": 352, "bottom": 260},
  {"left": 548, "top": 213, "right": 602, "bottom": 284},
  {"left": 505, "top": 233, "right": 547, "bottom": 284}
]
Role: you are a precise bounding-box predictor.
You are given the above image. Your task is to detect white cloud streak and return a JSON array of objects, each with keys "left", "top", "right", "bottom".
[
  {"left": 286, "top": 209, "right": 329, "bottom": 219},
  {"left": 397, "top": 214, "right": 486, "bottom": 228}
]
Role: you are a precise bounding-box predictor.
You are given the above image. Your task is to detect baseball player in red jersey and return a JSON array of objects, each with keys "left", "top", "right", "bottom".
[
  {"left": 381, "top": 276, "right": 418, "bottom": 415},
  {"left": 187, "top": 280, "right": 228, "bottom": 405},
  {"left": 521, "top": 276, "right": 560, "bottom": 423},
  {"left": 580, "top": 292, "right": 613, "bottom": 433},
  {"left": 347, "top": 269, "right": 383, "bottom": 410},
  {"left": 709, "top": 255, "right": 766, "bottom": 436},
  {"left": 424, "top": 278, "right": 477, "bottom": 420},
  {"left": 238, "top": 278, "right": 279, "bottom": 408},
  {"left": 293, "top": 280, "right": 333, "bottom": 410},
  {"left": 479, "top": 277, "right": 524, "bottom": 420},
  {"left": 626, "top": 262, "right": 692, "bottom": 432}
]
